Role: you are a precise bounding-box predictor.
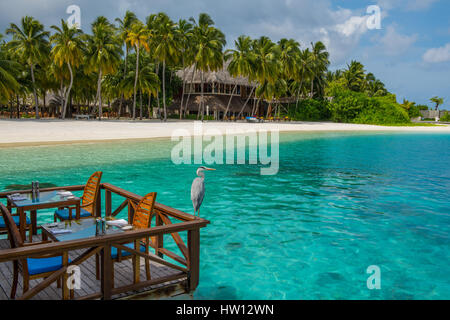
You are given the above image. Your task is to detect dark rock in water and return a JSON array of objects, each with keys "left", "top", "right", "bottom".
[
  {"left": 4, "top": 183, "right": 58, "bottom": 191},
  {"left": 316, "top": 272, "right": 345, "bottom": 286},
  {"left": 226, "top": 242, "right": 243, "bottom": 249},
  {"left": 234, "top": 172, "right": 260, "bottom": 177}
]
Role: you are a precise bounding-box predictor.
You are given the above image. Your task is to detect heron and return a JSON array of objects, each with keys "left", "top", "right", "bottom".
[{"left": 191, "top": 166, "right": 216, "bottom": 216}]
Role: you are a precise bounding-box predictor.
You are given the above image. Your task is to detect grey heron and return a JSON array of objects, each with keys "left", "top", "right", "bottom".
[{"left": 191, "top": 166, "right": 216, "bottom": 216}]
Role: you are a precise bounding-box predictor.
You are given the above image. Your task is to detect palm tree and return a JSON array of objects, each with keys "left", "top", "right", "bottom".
[
  {"left": 278, "top": 38, "right": 300, "bottom": 80},
  {"left": 190, "top": 13, "right": 226, "bottom": 121},
  {"left": 175, "top": 19, "right": 193, "bottom": 119},
  {"left": 85, "top": 17, "right": 122, "bottom": 120},
  {"left": 122, "top": 64, "right": 160, "bottom": 118},
  {"left": 401, "top": 99, "right": 415, "bottom": 112},
  {"left": 0, "top": 38, "right": 21, "bottom": 104},
  {"left": 343, "top": 60, "right": 365, "bottom": 92},
  {"left": 50, "top": 19, "right": 84, "bottom": 119},
  {"left": 289, "top": 48, "right": 313, "bottom": 111},
  {"left": 115, "top": 11, "right": 138, "bottom": 118},
  {"left": 430, "top": 96, "right": 444, "bottom": 110},
  {"left": 309, "top": 41, "right": 329, "bottom": 98},
  {"left": 225, "top": 35, "right": 254, "bottom": 120},
  {"left": 153, "top": 13, "right": 178, "bottom": 121},
  {"left": 126, "top": 21, "right": 150, "bottom": 120},
  {"left": 6, "top": 16, "right": 49, "bottom": 119},
  {"left": 251, "top": 36, "right": 279, "bottom": 117}
]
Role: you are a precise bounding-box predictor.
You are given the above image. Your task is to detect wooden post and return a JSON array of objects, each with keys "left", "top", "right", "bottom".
[
  {"left": 30, "top": 210, "right": 37, "bottom": 237},
  {"left": 62, "top": 251, "right": 69, "bottom": 300},
  {"left": 105, "top": 190, "right": 111, "bottom": 217},
  {"left": 132, "top": 239, "right": 140, "bottom": 284},
  {"left": 18, "top": 208, "right": 26, "bottom": 242},
  {"left": 128, "top": 201, "right": 135, "bottom": 224},
  {"left": 96, "top": 188, "right": 102, "bottom": 218},
  {"left": 187, "top": 229, "right": 200, "bottom": 292},
  {"left": 155, "top": 213, "right": 164, "bottom": 258},
  {"left": 101, "top": 244, "right": 113, "bottom": 300}
]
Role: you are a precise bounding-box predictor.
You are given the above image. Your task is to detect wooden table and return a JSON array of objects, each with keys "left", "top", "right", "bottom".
[
  {"left": 7, "top": 191, "right": 80, "bottom": 242},
  {"left": 41, "top": 218, "right": 141, "bottom": 292}
]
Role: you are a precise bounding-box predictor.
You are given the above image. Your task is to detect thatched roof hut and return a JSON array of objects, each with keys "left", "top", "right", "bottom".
[{"left": 176, "top": 61, "right": 257, "bottom": 87}]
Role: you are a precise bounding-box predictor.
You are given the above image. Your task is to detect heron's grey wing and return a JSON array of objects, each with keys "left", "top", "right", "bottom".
[{"left": 191, "top": 177, "right": 205, "bottom": 212}]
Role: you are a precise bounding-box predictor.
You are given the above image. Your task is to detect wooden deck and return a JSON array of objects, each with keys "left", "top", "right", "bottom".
[{"left": 0, "top": 236, "right": 187, "bottom": 300}]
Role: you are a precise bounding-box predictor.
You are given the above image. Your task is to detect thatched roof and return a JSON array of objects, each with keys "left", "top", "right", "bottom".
[
  {"left": 169, "top": 94, "right": 254, "bottom": 113},
  {"left": 176, "top": 61, "right": 257, "bottom": 87}
]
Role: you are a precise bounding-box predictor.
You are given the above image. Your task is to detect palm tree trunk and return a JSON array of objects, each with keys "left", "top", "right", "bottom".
[
  {"left": 184, "top": 64, "right": 197, "bottom": 116},
  {"left": 139, "top": 90, "right": 143, "bottom": 120},
  {"left": 266, "top": 100, "right": 273, "bottom": 118},
  {"left": 97, "top": 69, "right": 103, "bottom": 121},
  {"left": 9, "top": 100, "right": 13, "bottom": 119},
  {"left": 147, "top": 94, "right": 152, "bottom": 119},
  {"left": 179, "top": 57, "right": 186, "bottom": 119},
  {"left": 62, "top": 62, "right": 74, "bottom": 119},
  {"left": 310, "top": 78, "right": 314, "bottom": 98},
  {"left": 118, "top": 47, "right": 128, "bottom": 119},
  {"left": 180, "top": 79, "right": 186, "bottom": 119},
  {"left": 30, "top": 63, "right": 39, "bottom": 119},
  {"left": 132, "top": 45, "right": 140, "bottom": 120},
  {"left": 162, "top": 60, "right": 167, "bottom": 121},
  {"left": 295, "top": 77, "right": 304, "bottom": 110},
  {"left": 59, "top": 79, "right": 64, "bottom": 118},
  {"left": 237, "top": 86, "right": 255, "bottom": 119},
  {"left": 200, "top": 70, "right": 204, "bottom": 121},
  {"left": 224, "top": 83, "right": 237, "bottom": 121},
  {"left": 155, "top": 62, "right": 161, "bottom": 120},
  {"left": 16, "top": 95, "right": 20, "bottom": 119},
  {"left": 43, "top": 91, "right": 46, "bottom": 117}
]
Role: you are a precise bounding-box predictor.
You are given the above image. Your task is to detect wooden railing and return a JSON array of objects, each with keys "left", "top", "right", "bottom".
[{"left": 0, "top": 183, "right": 209, "bottom": 300}]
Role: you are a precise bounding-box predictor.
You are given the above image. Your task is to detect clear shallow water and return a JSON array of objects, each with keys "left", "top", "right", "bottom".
[{"left": 0, "top": 132, "right": 449, "bottom": 299}]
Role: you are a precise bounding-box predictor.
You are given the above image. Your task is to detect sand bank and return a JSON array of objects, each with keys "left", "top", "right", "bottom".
[{"left": 0, "top": 119, "right": 449, "bottom": 147}]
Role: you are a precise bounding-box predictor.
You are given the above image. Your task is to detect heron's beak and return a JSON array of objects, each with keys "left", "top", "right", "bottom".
[{"left": 205, "top": 168, "right": 216, "bottom": 171}]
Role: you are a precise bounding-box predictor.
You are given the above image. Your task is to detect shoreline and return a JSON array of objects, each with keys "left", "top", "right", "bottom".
[{"left": 0, "top": 119, "right": 449, "bottom": 147}]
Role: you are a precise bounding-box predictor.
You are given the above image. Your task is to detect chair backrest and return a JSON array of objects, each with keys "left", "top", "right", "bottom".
[
  {"left": 0, "top": 203, "right": 24, "bottom": 249},
  {"left": 82, "top": 171, "right": 103, "bottom": 214},
  {"left": 132, "top": 192, "right": 157, "bottom": 229}
]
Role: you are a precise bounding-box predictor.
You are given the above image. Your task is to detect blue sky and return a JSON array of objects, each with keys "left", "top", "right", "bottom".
[{"left": 0, "top": 0, "right": 449, "bottom": 106}]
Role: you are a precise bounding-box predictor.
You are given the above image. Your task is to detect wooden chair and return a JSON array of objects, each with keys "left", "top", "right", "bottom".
[
  {"left": 0, "top": 203, "right": 70, "bottom": 299},
  {"left": 54, "top": 171, "right": 103, "bottom": 221},
  {"left": 95, "top": 192, "right": 157, "bottom": 282},
  {"left": 0, "top": 210, "right": 33, "bottom": 241}
]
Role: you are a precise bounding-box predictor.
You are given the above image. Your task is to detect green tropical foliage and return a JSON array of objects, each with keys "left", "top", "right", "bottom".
[
  {"left": 6, "top": 16, "right": 50, "bottom": 118},
  {"left": 0, "top": 11, "right": 433, "bottom": 126},
  {"left": 430, "top": 96, "right": 444, "bottom": 110}
]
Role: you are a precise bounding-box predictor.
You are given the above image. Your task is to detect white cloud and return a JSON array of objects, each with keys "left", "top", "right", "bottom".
[
  {"left": 376, "top": 25, "right": 417, "bottom": 56},
  {"left": 423, "top": 43, "right": 450, "bottom": 63},
  {"left": 334, "top": 16, "right": 368, "bottom": 37},
  {"left": 377, "top": 0, "right": 438, "bottom": 11}
]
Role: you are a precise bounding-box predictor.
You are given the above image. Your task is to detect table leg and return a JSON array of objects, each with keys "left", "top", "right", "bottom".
[
  {"left": 42, "top": 230, "right": 48, "bottom": 241},
  {"left": 18, "top": 208, "right": 26, "bottom": 242},
  {"left": 31, "top": 210, "right": 37, "bottom": 236},
  {"left": 76, "top": 203, "right": 80, "bottom": 220},
  {"left": 101, "top": 244, "right": 113, "bottom": 300}
]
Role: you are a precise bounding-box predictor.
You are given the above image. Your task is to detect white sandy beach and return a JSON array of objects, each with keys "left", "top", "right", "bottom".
[{"left": 0, "top": 119, "right": 449, "bottom": 146}]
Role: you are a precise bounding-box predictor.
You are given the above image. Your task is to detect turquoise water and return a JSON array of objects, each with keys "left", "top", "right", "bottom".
[{"left": 1, "top": 132, "right": 449, "bottom": 299}]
